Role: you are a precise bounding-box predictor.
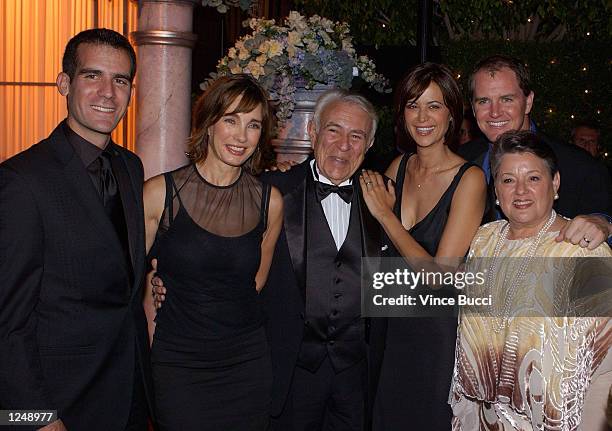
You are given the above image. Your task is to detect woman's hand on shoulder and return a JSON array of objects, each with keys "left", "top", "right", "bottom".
[{"left": 359, "top": 169, "right": 396, "bottom": 223}]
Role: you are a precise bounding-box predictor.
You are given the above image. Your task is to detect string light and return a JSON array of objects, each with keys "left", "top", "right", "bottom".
[
  {"left": 549, "top": 58, "right": 556, "bottom": 64},
  {"left": 586, "top": 32, "right": 591, "bottom": 36},
  {"left": 597, "top": 110, "right": 601, "bottom": 114},
  {"left": 527, "top": 18, "right": 532, "bottom": 22},
  {"left": 457, "top": 73, "right": 461, "bottom": 79},
  {"left": 548, "top": 108, "right": 553, "bottom": 113},
  {"left": 584, "top": 89, "right": 589, "bottom": 94},
  {"left": 570, "top": 114, "right": 575, "bottom": 119},
  {"left": 582, "top": 66, "right": 587, "bottom": 71}
]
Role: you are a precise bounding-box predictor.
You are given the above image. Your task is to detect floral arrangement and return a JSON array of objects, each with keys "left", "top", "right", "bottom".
[
  {"left": 203, "top": 11, "right": 390, "bottom": 125},
  {"left": 201, "top": 0, "right": 254, "bottom": 14}
]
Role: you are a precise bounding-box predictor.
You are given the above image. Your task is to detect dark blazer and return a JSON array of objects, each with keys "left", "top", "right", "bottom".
[
  {"left": 0, "top": 123, "right": 154, "bottom": 430},
  {"left": 260, "top": 160, "right": 383, "bottom": 418},
  {"left": 457, "top": 134, "right": 612, "bottom": 218}
]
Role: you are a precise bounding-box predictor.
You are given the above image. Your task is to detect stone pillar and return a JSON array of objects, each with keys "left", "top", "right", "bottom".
[{"left": 130, "top": 0, "right": 198, "bottom": 180}]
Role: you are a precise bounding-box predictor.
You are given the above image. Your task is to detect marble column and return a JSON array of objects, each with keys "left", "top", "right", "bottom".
[{"left": 130, "top": 0, "right": 198, "bottom": 180}]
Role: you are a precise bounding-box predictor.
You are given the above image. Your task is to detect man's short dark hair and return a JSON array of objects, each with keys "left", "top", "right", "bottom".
[
  {"left": 571, "top": 119, "right": 601, "bottom": 137},
  {"left": 468, "top": 54, "right": 531, "bottom": 101},
  {"left": 62, "top": 28, "right": 137, "bottom": 81}
]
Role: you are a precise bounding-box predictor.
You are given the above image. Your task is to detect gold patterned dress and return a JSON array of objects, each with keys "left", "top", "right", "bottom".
[{"left": 450, "top": 220, "right": 612, "bottom": 430}]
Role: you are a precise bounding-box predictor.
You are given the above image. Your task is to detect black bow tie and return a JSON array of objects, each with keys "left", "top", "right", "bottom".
[{"left": 314, "top": 181, "right": 353, "bottom": 203}]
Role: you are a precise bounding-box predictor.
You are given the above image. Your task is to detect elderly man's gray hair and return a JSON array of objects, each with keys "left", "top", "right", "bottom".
[{"left": 311, "top": 89, "right": 378, "bottom": 146}]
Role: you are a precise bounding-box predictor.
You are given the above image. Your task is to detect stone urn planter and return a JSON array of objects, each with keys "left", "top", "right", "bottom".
[{"left": 270, "top": 84, "right": 333, "bottom": 164}]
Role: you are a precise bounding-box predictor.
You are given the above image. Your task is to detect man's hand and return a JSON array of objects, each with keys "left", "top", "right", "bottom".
[
  {"left": 150, "top": 260, "right": 166, "bottom": 309},
  {"left": 267, "top": 159, "right": 297, "bottom": 173},
  {"left": 555, "top": 214, "right": 611, "bottom": 250},
  {"left": 40, "top": 419, "right": 68, "bottom": 431}
]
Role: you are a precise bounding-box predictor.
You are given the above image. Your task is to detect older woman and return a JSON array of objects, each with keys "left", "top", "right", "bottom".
[
  {"left": 143, "top": 75, "right": 283, "bottom": 430},
  {"left": 360, "top": 63, "right": 487, "bottom": 430},
  {"left": 451, "top": 130, "right": 612, "bottom": 430}
]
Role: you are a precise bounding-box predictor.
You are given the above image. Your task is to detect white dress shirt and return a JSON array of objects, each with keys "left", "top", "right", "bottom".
[{"left": 311, "top": 160, "right": 352, "bottom": 250}]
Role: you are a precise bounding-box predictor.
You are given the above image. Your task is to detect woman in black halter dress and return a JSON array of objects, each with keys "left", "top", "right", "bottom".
[
  {"left": 360, "top": 63, "right": 487, "bottom": 430},
  {"left": 143, "top": 75, "right": 283, "bottom": 431}
]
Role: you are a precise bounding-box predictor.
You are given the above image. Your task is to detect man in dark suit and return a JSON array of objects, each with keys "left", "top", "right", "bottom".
[
  {"left": 458, "top": 54, "right": 612, "bottom": 246},
  {"left": 0, "top": 29, "right": 153, "bottom": 430},
  {"left": 260, "top": 90, "right": 383, "bottom": 431}
]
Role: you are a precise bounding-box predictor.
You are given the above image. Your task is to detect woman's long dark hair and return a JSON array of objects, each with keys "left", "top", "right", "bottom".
[{"left": 395, "top": 62, "right": 463, "bottom": 153}]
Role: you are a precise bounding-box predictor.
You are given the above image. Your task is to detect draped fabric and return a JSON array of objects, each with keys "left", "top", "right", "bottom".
[
  {"left": 0, "top": 0, "right": 138, "bottom": 161},
  {"left": 157, "top": 164, "right": 264, "bottom": 238},
  {"left": 451, "top": 220, "right": 612, "bottom": 430}
]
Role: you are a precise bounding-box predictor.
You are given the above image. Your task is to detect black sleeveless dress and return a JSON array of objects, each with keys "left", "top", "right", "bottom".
[
  {"left": 150, "top": 164, "right": 272, "bottom": 431},
  {"left": 373, "top": 155, "right": 477, "bottom": 431}
]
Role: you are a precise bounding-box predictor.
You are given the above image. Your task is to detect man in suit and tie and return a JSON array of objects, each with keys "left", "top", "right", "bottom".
[
  {"left": 260, "top": 90, "right": 383, "bottom": 431},
  {"left": 457, "top": 54, "right": 612, "bottom": 247},
  {"left": 0, "top": 29, "right": 153, "bottom": 430}
]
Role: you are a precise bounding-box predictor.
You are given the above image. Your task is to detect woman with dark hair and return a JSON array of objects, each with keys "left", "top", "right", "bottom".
[
  {"left": 451, "top": 131, "right": 612, "bottom": 429},
  {"left": 360, "top": 63, "right": 487, "bottom": 429},
  {"left": 143, "top": 75, "right": 283, "bottom": 430}
]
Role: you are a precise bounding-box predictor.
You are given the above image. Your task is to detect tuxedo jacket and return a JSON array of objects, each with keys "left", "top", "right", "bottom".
[
  {"left": 0, "top": 123, "right": 154, "bottom": 430},
  {"left": 260, "top": 160, "right": 384, "bottom": 418},
  {"left": 457, "top": 134, "right": 612, "bottom": 219}
]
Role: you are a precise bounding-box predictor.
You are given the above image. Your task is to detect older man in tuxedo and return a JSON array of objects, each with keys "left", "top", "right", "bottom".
[
  {"left": 0, "top": 29, "right": 152, "bottom": 430},
  {"left": 260, "top": 90, "right": 384, "bottom": 431}
]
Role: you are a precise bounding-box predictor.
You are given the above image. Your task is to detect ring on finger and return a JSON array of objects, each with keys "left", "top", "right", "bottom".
[{"left": 583, "top": 236, "right": 591, "bottom": 243}]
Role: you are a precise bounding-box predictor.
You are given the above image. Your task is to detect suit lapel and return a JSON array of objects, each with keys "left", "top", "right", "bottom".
[
  {"left": 58, "top": 144, "right": 126, "bottom": 260},
  {"left": 283, "top": 174, "right": 308, "bottom": 303},
  {"left": 111, "top": 146, "right": 144, "bottom": 292},
  {"left": 47, "top": 126, "right": 131, "bottom": 284}
]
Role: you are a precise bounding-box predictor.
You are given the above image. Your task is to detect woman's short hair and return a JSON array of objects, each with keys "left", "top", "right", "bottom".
[
  {"left": 395, "top": 62, "right": 463, "bottom": 151},
  {"left": 188, "top": 74, "right": 272, "bottom": 174},
  {"left": 491, "top": 131, "right": 559, "bottom": 180}
]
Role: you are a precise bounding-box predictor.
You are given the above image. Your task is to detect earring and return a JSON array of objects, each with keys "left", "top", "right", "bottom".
[
  {"left": 495, "top": 199, "right": 500, "bottom": 206},
  {"left": 554, "top": 193, "right": 559, "bottom": 200}
]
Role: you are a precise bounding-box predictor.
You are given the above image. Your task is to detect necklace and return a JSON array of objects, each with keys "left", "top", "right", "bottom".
[
  {"left": 414, "top": 164, "right": 442, "bottom": 190},
  {"left": 486, "top": 210, "right": 557, "bottom": 332}
]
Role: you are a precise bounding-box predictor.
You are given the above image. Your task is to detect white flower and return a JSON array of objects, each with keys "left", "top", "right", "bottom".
[
  {"left": 268, "top": 40, "right": 283, "bottom": 57},
  {"left": 238, "top": 48, "right": 250, "bottom": 60},
  {"left": 287, "top": 31, "right": 303, "bottom": 47}
]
